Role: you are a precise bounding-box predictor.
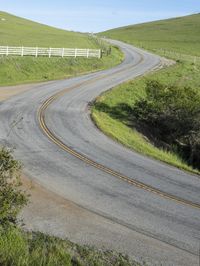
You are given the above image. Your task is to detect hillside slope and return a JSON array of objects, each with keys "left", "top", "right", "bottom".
[
  {"left": 0, "top": 11, "right": 96, "bottom": 48},
  {"left": 0, "top": 12, "right": 122, "bottom": 86},
  {"left": 100, "top": 14, "right": 200, "bottom": 56}
]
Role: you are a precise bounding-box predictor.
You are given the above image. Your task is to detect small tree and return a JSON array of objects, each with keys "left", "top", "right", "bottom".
[{"left": 0, "top": 148, "right": 28, "bottom": 225}]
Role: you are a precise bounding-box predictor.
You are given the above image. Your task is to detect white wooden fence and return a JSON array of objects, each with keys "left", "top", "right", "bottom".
[{"left": 0, "top": 46, "right": 102, "bottom": 58}]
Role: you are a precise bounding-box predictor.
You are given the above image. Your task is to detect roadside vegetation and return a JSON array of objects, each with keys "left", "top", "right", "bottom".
[
  {"left": 0, "top": 148, "right": 139, "bottom": 266},
  {"left": 0, "top": 49, "right": 122, "bottom": 86},
  {"left": 92, "top": 14, "right": 200, "bottom": 174},
  {"left": 0, "top": 11, "right": 123, "bottom": 86}
]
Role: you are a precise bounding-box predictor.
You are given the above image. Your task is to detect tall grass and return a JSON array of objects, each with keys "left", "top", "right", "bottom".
[{"left": 0, "top": 226, "right": 138, "bottom": 266}]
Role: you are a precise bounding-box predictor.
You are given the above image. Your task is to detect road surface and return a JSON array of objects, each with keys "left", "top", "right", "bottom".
[{"left": 0, "top": 40, "right": 199, "bottom": 265}]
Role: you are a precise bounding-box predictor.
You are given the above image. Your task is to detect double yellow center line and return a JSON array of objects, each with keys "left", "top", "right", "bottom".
[{"left": 38, "top": 52, "right": 200, "bottom": 210}]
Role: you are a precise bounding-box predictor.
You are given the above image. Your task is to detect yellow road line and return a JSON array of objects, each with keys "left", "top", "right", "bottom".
[{"left": 38, "top": 52, "right": 200, "bottom": 210}]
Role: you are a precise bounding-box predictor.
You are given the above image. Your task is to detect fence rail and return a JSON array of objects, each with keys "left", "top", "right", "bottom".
[{"left": 0, "top": 46, "right": 102, "bottom": 58}]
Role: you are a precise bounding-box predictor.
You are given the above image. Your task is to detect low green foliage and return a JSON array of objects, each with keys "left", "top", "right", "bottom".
[
  {"left": 0, "top": 226, "right": 29, "bottom": 266},
  {"left": 92, "top": 105, "right": 196, "bottom": 174},
  {"left": 132, "top": 81, "right": 200, "bottom": 170},
  {"left": 0, "top": 47, "right": 122, "bottom": 86},
  {"left": 0, "top": 226, "right": 139, "bottom": 266},
  {"left": 0, "top": 148, "right": 28, "bottom": 225}
]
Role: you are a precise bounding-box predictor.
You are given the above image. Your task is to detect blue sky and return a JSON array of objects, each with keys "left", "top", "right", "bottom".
[{"left": 0, "top": 0, "right": 200, "bottom": 32}]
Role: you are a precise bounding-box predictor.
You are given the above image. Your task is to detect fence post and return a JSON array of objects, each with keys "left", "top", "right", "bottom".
[
  {"left": 87, "top": 49, "right": 89, "bottom": 58},
  {"left": 62, "top": 48, "right": 64, "bottom": 58},
  {"left": 35, "top": 47, "right": 38, "bottom": 57},
  {"left": 98, "top": 49, "right": 101, "bottom": 59},
  {"left": 6, "top": 46, "right": 9, "bottom": 56},
  {"left": 21, "top": 46, "right": 24, "bottom": 57},
  {"left": 49, "top": 47, "right": 51, "bottom": 58},
  {"left": 75, "top": 48, "right": 77, "bottom": 58}
]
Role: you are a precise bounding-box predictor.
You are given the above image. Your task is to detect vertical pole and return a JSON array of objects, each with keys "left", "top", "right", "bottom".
[
  {"left": 6, "top": 46, "right": 9, "bottom": 56},
  {"left": 49, "top": 47, "right": 51, "bottom": 58},
  {"left": 35, "top": 47, "right": 38, "bottom": 57},
  {"left": 98, "top": 49, "right": 101, "bottom": 59},
  {"left": 87, "top": 49, "right": 89, "bottom": 58},
  {"left": 62, "top": 48, "right": 64, "bottom": 58},
  {"left": 75, "top": 48, "right": 77, "bottom": 58},
  {"left": 21, "top": 46, "right": 24, "bottom": 57}
]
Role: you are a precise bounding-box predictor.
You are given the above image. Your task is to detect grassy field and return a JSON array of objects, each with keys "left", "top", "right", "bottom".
[
  {"left": 0, "top": 226, "right": 139, "bottom": 266},
  {"left": 0, "top": 11, "right": 123, "bottom": 86},
  {"left": 100, "top": 14, "right": 200, "bottom": 57},
  {"left": 92, "top": 14, "right": 200, "bottom": 174},
  {"left": 0, "top": 11, "right": 98, "bottom": 48}
]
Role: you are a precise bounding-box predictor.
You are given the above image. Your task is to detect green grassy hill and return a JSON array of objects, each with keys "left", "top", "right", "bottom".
[
  {"left": 0, "top": 11, "right": 122, "bottom": 86},
  {"left": 93, "top": 14, "right": 200, "bottom": 174},
  {"left": 100, "top": 14, "right": 200, "bottom": 56},
  {"left": 0, "top": 11, "right": 96, "bottom": 48}
]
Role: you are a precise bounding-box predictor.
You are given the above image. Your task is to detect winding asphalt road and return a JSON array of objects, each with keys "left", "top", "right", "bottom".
[{"left": 0, "top": 40, "right": 200, "bottom": 265}]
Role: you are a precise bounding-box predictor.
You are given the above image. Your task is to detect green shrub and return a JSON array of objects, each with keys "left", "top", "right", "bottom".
[
  {"left": 0, "top": 148, "right": 28, "bottom": 225},
  {"left": 132, "top": 80, "right": 200, "bottom": 169}
]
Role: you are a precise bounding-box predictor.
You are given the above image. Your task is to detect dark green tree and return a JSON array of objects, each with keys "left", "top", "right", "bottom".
[{"left": 132, "top": 80, "right": 200, "bottom": 169}]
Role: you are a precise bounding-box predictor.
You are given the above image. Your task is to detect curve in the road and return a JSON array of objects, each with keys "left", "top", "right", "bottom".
[
  {"left": 38, "top": 68, "right": 200, "bottom": 210},
  {"left": 1, "top": 40, "right": 200, "bottom": 264}
]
